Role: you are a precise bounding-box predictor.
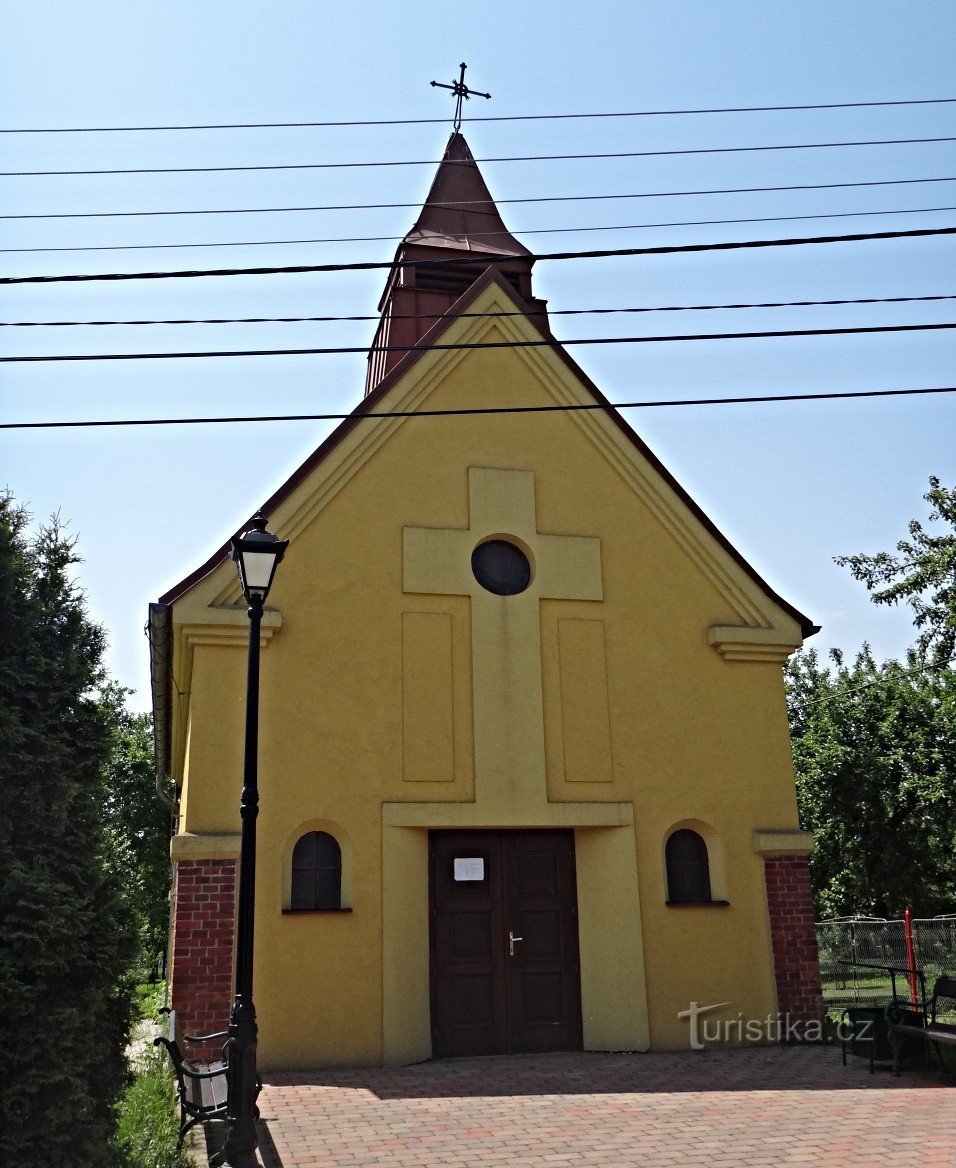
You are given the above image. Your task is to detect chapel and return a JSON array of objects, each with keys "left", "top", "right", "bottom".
[{"left": 149, "top": 132, "right": 823, "bottom": 1068}]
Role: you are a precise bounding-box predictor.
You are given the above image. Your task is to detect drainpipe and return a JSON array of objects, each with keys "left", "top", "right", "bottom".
[
  {"left": 147, "top": 602, "right": 178, "bottom": 1001},
  {"left": 147, "top": 602, "right": 176, "bottom": 811}
]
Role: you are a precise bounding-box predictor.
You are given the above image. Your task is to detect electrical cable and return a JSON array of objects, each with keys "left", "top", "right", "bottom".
[
  {"left": 4, "top": 293, "right": 953, "bottom": 329},
  {"left": 3, "top": 321, "right": 954, "bottom": 362},
  {"left": 801, "top": 654, "right": 956, "bottom": 706},
  {"left": 4, "top": 385, "right": 954, "bottom": 431},
  {"left": 7, "top": 135, "right": 956, "bottom": 177},
  {"left": 3, "top": 225, "right": 953, "bottom": 285},
  {"left": 5, "top": 205, "right": 955, "bottom": 256},
  {"left": 5, "top": 175, "right": 956, "bottom": 221},
  {"left": 3, "top": 96, "right": 954, "bottom": 133}
]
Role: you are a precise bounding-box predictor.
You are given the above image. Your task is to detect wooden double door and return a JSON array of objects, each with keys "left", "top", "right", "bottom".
[{"left": 429, "top": 830, "right": 583, "bottom": 1057}]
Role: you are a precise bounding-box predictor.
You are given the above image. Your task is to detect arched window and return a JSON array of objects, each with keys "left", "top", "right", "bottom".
[
  {"left": 665, "top": 829, "right": 712, "bottom": 904},
  {"left": 291, "top": 831, "right": 342, "bottom": 911}
]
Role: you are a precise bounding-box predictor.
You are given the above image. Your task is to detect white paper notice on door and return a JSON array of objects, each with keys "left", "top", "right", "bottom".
[{"left": 453, "top": 857, "right": 485, "bottom": 882}]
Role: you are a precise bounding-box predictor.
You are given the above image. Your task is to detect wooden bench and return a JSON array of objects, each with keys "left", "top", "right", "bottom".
[
  {"left": 153, "top": 1008, "right": 230, "bottom": 1144},
  {"left": 887, "top": 975, "right": 956, "bottom": 1076}
]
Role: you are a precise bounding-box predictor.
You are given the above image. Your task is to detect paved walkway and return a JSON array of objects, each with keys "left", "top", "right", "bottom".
[{"left": 233, "top": 1047, "right": 952, "bottom": 1168}]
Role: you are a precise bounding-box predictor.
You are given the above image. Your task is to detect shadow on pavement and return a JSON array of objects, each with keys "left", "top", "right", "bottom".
[
  {"left": 258, "top": 1045, "right": 945, "bottom": 1101},
  {"left": 199, "top": 1118, "right": 284, "bottom": 1168}
]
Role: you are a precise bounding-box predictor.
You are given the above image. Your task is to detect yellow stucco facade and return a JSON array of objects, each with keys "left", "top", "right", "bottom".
[{"left": 161, "top": 275, "right": 814, "bottom": 1069}]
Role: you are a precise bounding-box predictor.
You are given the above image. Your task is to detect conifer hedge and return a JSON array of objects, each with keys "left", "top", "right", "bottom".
[{"left": 0, "top": 495, "right": 138, "bottom": 1167}]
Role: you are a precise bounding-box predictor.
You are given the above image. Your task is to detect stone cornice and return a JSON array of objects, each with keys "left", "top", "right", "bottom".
[
  {"left": 175, "top": 603, "right": 282, "bottom": 628},
  {"left": 383, "top": 800, "right": 634, "bottom": 829},
  {"left": 709, "top": 624, "right": 801, "bottom": 663},
  {"left": 182, "top": 625, "right": 278, "bottom": 649},
  {"left": 170, "top": 831, "right": 241, "bottom": 861},
  {"left": 753, "top": 828, "right": 814, "bottom": 856},
  {"left": 179, "top": 607, "right": 281, "bottom": 649}
]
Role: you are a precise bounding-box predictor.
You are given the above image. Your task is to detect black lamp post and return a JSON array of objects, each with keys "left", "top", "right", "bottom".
[{"left": 224, "top": 513, "right": 288, "bottom": 1168}]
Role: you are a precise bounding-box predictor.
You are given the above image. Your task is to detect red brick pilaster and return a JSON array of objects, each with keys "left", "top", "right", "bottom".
[
  {"left": 764, "top": 854, "right": 823, "bottom": 1024},
  {"left": 169, "top": 858, "right": 237, "bottom": 1062}
]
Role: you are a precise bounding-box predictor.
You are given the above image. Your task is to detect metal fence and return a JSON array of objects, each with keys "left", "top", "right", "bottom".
[
  {"left": 133, "top": 950, "right": 168, "bottom": 986},
  {"left": 816, "top": 915, "right": 956, "bottom": 1009}
]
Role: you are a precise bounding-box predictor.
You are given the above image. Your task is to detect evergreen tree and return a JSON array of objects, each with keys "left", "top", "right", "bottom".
[
  {"left": 99, "top": 687, "right": 172, "bottom": 966},
  {"left": 0, "top": 495, "right": 137, "bottom": 1167}
]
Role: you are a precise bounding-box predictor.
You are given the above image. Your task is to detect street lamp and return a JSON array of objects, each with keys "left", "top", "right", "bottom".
[{"left": 224, "top": 513, "right": 288, "bottom": 1168}]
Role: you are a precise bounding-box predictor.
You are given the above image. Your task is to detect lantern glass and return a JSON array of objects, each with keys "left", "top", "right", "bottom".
[
  {"left": 240, "top": 549, "right": 279, "bottom": 594},
  {"left": 231, "top": 514, "right": 288, "bottom": 603}
]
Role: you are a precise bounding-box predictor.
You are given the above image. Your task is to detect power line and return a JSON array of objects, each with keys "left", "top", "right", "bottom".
[
  {"left": 4, "top": 385, "right": 954, "bottom": 431},
  {"left": 5, "top": 293, "right": 954, "bottom": 329},
  {"left": 801, "top": 654, "right": 956, "bottom": 706},
  {"left": 4, "top": 225, "right": 953, "bottom": 285},
  {"left": 4, "top": 204, "right": 956, "bottom": 255},
  {"left": 5, "top": 175, "right": 956, "bottom": 221},
  {"left": 3, "top": 96, "right": 955, "bottom": 133},
  {"left": 3, "top": 321, "right": 954, "bottom": 362},
  {"left": 7, "top": 135, "right": 955, "bottom": 177}
]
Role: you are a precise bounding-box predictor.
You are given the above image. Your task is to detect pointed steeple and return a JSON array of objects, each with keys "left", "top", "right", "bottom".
[
  {"left": 403, "top": 132, "right": 531, "bottom": 259},
  {"left": 365, "top": 132, "right": 549, "bottom": 394}
]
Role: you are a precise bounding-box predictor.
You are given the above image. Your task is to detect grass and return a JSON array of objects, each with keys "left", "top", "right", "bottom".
[
  {"left": 117, "top": 981, "right": 188, "bottom": 1168},
  {"left": 822, "top": 970, "right": 898, "bottom": 1013},
  {"left": 133, "top": 979, "right": 167, "bottom": 1022},
  {"left": 115, "top": 1043, "right": 190, "bottom": 1168}
]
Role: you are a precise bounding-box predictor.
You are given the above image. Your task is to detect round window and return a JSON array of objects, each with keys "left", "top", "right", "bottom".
[{"left": 471, "top": 539, "right": 531, "bottom": 596}]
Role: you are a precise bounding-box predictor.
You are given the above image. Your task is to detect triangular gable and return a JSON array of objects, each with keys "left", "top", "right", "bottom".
[{"left": 160, "top": 267, "right": 815, "bottom": 643}]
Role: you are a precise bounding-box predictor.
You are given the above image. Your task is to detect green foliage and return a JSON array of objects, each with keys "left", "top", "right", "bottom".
[
  {"left": 134, "top": 981, "right": 167, "bottom": 1023},
  {"left": 115, "top": 1045, "right": 189, "bottom": 1168},
  {"left": 787, "top": 646, "right": 956, "bottom": 919},
  {"left": 99, "top": 688, "right": 172, "bottom": 964},
  {"left": 836, "top": 476, "right": 956, "bottom": 664},
  {"left": 0, "top": 495, "right": 138, "bottom": 1168}
]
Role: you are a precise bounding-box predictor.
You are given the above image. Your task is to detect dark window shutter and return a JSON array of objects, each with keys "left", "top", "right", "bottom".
[
  {"left": 291, "top": 830, "right": 343, "bottom": 911},
  {"left": 665, "top": 829, "right": 712, "bottom": 903}
]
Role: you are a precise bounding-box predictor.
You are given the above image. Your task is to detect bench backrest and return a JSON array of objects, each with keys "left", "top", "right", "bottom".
[
  {"left": 158, "top": 1005, "right": 177, "bottom": 1043},
  {"left": 154, "top": 1008, "right": 192, "bottom": 1083},
  {"left": 154, "top": 1033, "right": 187, "bottom": 1080}
]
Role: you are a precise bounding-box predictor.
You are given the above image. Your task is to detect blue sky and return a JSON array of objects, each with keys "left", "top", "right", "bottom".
[{"left": 2, "top": 3, "right": 954, "bottom": 708}]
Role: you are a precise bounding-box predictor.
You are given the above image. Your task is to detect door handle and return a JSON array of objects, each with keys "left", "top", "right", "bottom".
[{"left": 508, "top": 930, "right": 524, "bottom": 957}]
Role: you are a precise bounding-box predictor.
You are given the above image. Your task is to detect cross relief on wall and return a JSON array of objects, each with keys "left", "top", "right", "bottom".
[{"left": 403, "top": 467, "right": 603, "bottom": 809}]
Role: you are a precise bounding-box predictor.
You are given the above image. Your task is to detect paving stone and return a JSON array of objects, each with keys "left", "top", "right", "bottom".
[{"left": 234, "top": 1047, "right": 953, "bottom": 1168}]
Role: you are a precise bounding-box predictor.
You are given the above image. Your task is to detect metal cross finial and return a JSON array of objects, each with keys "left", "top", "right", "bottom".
[{"left": 430, "top": 62, "right": 491, "bottom": 132}]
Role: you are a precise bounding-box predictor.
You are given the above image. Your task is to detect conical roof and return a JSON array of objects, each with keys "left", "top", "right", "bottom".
[
  {"left": 402, "top": 132, "right": 531, "bottom": 258},
  {"left": 367, "top": 129, "right": 542, "bottom": 390}
]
